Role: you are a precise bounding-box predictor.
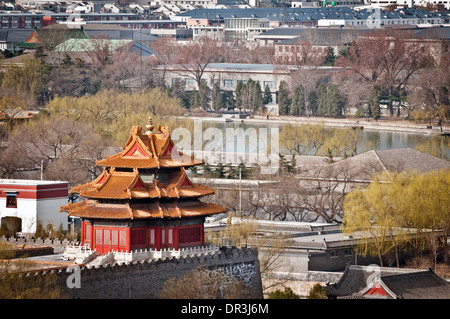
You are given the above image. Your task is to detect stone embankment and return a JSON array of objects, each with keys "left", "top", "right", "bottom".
[{"left": 185, "top": 115, "right": 449, "bottom": 135}]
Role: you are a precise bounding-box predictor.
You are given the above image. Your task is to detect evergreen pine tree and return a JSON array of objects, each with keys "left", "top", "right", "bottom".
[
  {"left": 263, "top": 85, "right": 273, "bottom": 104},
  {"left": 278, "top": 80, "right": 290, "bottom": 115},
  {"left": 211, "top": 81, "right": 222, "bottom": 112},
  {"left": 324, "top": 47, "right": 336, "bottom": 66},
  {"left": 251, "top": 80, "right": 264, "bottom": 111},
  {"left": 221, "top": 91, "right": 235, "bottom": 110},
  {"left": 307, "top": 90, "right": 318, "bottom": 116},
  {"left": 290, "top": 85, "right": 306, "bottom": 116},
  {"left": 325, "top": 83, "right": 343, "bottom": 117},
  {"left": 316, "top": 83, "right": 327, "bottom": 116},
  {"left": 235, "top": 80, "right": 246, "bottom": 109},
  {"left": 198, "top": 79, "right": 210, "bottom": 111},
  {"left": 368, "top": 84, "right": 382, "bottom": 120}
]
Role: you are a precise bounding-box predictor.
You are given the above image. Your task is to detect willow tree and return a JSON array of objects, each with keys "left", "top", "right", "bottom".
[
  {"left": 343, "top": 170, "right": 450, "bottom": 267},
  {"left": 405, "top": 170, "right": 450, "bottom": 266},
  {"left": 0, "top": 56, "right": 48, "bottom": 127},
  {"left": 45, "top": 88, "right": 185, "bottom": 145},
  {"left": 343, "top": 172, "right": 410, "bottom": 267},
  {"left": 280, "top": 123, "right": 359, "bottom": 157}
]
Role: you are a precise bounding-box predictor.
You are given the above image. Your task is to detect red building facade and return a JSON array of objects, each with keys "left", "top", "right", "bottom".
[{"left": 61, "top": 119, "right": 225, "bottom": 254}]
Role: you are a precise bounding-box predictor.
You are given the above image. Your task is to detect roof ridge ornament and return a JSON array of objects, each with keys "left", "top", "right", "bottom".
[
  {"left": 145, "top": 117, "right": 154, "bottom": 135},
  {"left": 130, "top": 125, "right": 142, "bottom": 136}
]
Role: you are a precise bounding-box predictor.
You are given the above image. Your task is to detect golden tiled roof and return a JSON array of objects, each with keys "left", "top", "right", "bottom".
[
  {"left": 60, "top": 199, "right": 225, "bottom": 219},
  {"left": 70, "top": 168, "right": 214, "bottom": 200},
  {"left": 96, "top": 119, "right": 203, "bottom": 169},
  {"left": 62, "top": 119, "right": 225, "bottom": 221}
]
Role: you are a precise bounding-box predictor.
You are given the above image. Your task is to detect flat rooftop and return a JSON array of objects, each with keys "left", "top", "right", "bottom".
[{"left": 0, "top": 179, "right": 69, "bottom": 186}]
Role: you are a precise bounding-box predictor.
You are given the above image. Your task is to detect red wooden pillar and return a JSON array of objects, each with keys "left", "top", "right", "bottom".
[
  {"left": 201, "top": 223, "right": 205, "bottom": 247},
  {"left": 125, "top": 227, "right": 131, "bottom": 252},
  {"left": 155, "top": 227, "right": 162, "bottom": 251},
  {"left": 91, "top": 226, "right": 96, "bottom": 252},
  {"left": 173, "top": 226, "right": 179, "bottom": 251},
  {"left": 80, "top": 221, "right": 85, "bottom": 246}
]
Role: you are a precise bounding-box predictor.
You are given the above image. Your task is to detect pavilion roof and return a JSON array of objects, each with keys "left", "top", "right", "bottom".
[
  {"left": 71, "top": 167, "right": 214, "bottom": 200},
  {"left": 60, "top": 199, "right": 225, "bottom": 219},
  {"left": 96, "top": 119, "right": 203, "bottom": 169}
]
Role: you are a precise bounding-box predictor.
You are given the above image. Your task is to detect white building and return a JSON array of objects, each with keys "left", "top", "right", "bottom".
[
  {"left": 0, "top": 179, "right": 69, "bottom": 236},
  {"left": 164, "top": 63, "right": 295, "bottom": 103},
  {"left": 368, "top": 0, "right": 450, "bottom": 10}
]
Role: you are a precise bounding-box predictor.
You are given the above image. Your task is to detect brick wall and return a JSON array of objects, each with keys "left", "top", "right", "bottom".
[{"left": 4, "top": 246, "right": 263, "bottom": 299}]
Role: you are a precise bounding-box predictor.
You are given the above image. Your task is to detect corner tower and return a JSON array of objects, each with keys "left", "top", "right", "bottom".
[{"left": 61, "top": 118, "right": 225, "bottom": 254}]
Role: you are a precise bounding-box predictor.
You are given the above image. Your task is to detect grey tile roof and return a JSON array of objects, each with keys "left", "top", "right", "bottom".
[
  {"left": 263, "top": 26, "right": 450, "bottom": 47},
  {"left": 326, "top": 265, "right": 417, "bottom": 297},
  {"left": 326, "top": 265, "right": 450, "bottom": 298},
  {"left": 381, "top": 271, "right": 450, "bottom": 299},
  {"left": 375, "top": 148, "right": 450, "bottom": 173},
  {"left": 324, "top": 148, "right": 449, "bottom": 182},
  {"left": 0, "top": 29, "right": 33, "bottom": 43}
]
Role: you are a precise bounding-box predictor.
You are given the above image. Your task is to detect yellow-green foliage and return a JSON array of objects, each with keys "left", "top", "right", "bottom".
[
  {"left": 280, "top": 123, "right": 362, "bottom": 157},
  {"left": 0, "top": 242, "right": 64, "bottom": 299},
  {"left": 45, "top": 88, "right": 190, "bottom": 146},
  {"left": 1, "top": 56, "right": 45, "bottom": 99},
  {"left": 206, "top": 218, "right": 259, "bottom": 248},
  {"left": 416, "top": 135, "right": 450, "bottom": 161},
  {"left": 343, "top": 169, "right": 450, "bottom": 265}
]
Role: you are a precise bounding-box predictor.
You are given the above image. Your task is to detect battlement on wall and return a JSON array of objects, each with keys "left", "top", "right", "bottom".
[
  {"left": 4, "top": 246, "right": 263, "bottom": 299},
  {"left": 1, "top": 236, "right": 78, "bottom": 252}
]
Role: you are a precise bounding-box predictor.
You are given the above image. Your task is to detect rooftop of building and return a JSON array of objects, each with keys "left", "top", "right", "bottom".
[
  {"left": 262, "top": 26, "right": 450, "bottom": 45},
  {"left": 0, "top": 179, "right": 69, "bottom": 186},
  {"left": 326, "top": 264, "right": 450, "bottom": 298},
  {"left": 176, "top": 7, "right": 450, "bottom": 22},
  {"left": 314, "top": 148, "right": 450, "bottom": 182}
]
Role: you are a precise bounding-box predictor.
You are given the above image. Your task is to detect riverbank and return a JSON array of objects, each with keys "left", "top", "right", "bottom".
[{"left": 181, "top": 114, "right": 449, "bottom": 135}]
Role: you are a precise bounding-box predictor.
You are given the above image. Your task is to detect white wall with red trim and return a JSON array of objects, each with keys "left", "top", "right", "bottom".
[{"left": 0, "top": 179, "right": 69, "bottom": 234}]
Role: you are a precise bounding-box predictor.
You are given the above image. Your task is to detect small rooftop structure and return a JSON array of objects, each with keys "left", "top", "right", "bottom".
[{"left": 326, "top": 264, "right": 450, "bottom": 299}]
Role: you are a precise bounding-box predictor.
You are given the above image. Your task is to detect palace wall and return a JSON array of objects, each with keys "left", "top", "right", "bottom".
[
  {"left": 64, "top": 247, "right": 262, "bottom": 299},
  {"left": 1, "top": 243, "right": 263, "bottom": 299}
]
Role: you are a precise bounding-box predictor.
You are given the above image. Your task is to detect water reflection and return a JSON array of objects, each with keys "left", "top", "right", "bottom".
[
  {"left": 194, "top": 120, "right": 434, "bottom": 155},
  {"left": 357, "top": 129, "right": 431, "bottom": 152}
]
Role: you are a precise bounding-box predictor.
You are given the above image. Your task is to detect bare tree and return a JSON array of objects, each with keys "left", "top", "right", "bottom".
[
  {"left": 174, "top": 37, "right": 221, "bottom": 87},
  {"left": 149, "top": 36, "right": 179, "bottom": 87},
  {"left": 336, "top": 29, "right": 434, "bottom": 97},
  {"left": 4, "top": 115, "right": 106, "bottom": 182},
  {"left": 407, "top": 53, "right": 450, "bottom": 124},
  {"left": 102, "top": 43, "right": 140, "bottom": 90},
  {"left": 159, "top": 267, "right": 257, "bottom": 299},
  {"left": 81, "top": 35, "right": 114, "bottom": 71}
]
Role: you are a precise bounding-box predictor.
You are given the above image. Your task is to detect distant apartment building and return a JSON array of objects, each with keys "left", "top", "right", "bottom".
[
  {"left": 291, "top": 0, "right": 365, "bottom": 7},
  {"left": 271, "top": 26, "right": 450, "bottom": 67},
  {"left": 161, "top": 0, "right": 227, "bottom": 5},
  {"left": 176, "top": 7, "right": 449, "bottom": 42},
  {"left": 0, "top": 12, "right": 141, "bottom": 29},
  {"left": 165, "top": 63, "right": 293, "bottom": 102},
  {"left": 369, "top": 0, "right": 450, "bottom": 10},
  {"left": 163, "top": 62, "right": 341, "bottom": 105}
]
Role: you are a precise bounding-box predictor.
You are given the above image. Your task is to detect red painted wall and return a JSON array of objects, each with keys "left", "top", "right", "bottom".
[
  {"left": 82, "top": 221, "right": 205, "bottom": 254},
  {"left": 0, "top": 182, "right": 68, "bottom": 200}
]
